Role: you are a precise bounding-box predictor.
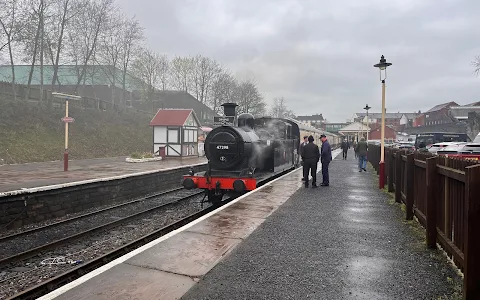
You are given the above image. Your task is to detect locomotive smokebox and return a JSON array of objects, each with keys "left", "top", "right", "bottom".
[{"left": 221, "top": 102, "right": 238, "bottom": 118}]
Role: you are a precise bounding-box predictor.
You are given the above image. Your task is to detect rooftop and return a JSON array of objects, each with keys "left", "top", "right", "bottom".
[
  {"left": 149, "top": 109, "right": 200, "bottom": 126},
  {"left": 425, "top": 101, "right": 459, "bottom": 113},
  {"left": 355, "top": 112, "right": 419, "bottom": 119},
  {"left": 296, "top": 114, "right": 324, "bottom": 121},
  {"left": 0, "top": 65, "right": 141, "bottom": 92}
]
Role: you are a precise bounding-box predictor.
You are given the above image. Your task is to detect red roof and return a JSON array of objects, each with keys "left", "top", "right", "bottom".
[{"left": 149, "top": 109, "right": 197, "bottom": 126}]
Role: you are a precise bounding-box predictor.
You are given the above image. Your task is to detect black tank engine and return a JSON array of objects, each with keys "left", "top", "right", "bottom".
[{"left": 183, "top": 103, "right": 300, "bottom": 203}]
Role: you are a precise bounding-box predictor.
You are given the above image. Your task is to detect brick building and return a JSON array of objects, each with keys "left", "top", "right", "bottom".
[
  {"left": 413, "top": 101, "right": 459, "bottom": 127},
  {"left": 296, "top": 114, "right": 325, "bottom": 129},
  {"left": 368, "top": 124, "right": 397, "bottom": 140}
]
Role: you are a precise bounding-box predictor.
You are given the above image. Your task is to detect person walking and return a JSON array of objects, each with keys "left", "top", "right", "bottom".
[
  {"left": 300, "top": 136, "right": 308, "bottom": 181},
  {"left": 356, "top": 137, "right": 368, "bottom": 172},
  {"left": 341, "top": 139, "right": 349, "bottom": 160},
  {"left": 301, "top": 135, "right": 320, "bottom": 188},
  {"left": 320, "top": 134, "right": 332, "bottom": 186},
  {"left": 353, "top": 140, "right": 358, "bottom": 159}
]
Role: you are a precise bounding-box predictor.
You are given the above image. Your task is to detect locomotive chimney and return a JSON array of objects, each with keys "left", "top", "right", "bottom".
[{"left": 221, "top": 102, "right": 238, "bottom": 118}]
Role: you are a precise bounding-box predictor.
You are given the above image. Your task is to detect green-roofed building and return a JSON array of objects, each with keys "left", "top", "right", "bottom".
[{"left": 0, "top": 65, "right": 140, "bottom": 91}]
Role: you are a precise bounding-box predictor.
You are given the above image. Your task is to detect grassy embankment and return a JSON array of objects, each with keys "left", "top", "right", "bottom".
[{"left": 0, "top": 101, "right": 152, "bottom": 164}]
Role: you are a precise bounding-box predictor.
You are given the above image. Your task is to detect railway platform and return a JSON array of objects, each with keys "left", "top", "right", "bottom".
[
  {"left": 38, "top": 149, "right": 461, "bottom": 300},
  {"left": 0, "top": 156, "right": 207, "bottom": 193}
]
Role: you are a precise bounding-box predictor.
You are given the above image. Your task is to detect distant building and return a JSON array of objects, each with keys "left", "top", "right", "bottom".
[
  {"left": 369, "top": 124, "right": 397, "bottom": 141},
  {"left": 337, "top": 122, "right": 370, "bottom": 142},
  {"left": 324, "top": 122, "right": 350, "bottom": 134},
  {"left": 132, "top": 90, "right": 217, "bottom": 127},
  {"left": 353, "top": 112, "right": 419, "bottom": 129},
  {"left": 413, "top": 101, "right": 459, "bottom": 127},
  {"left": 0, "top": 64, "right": 140, "bottom": 101},
  {"left": 296, "top": 114, "right": 324, "bottom": 129}
]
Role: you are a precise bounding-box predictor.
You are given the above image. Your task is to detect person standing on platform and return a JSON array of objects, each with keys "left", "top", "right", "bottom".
[
  {"left": 301, "top": 135, "right": 320, "bottom": 188},
  {"left": 320, "top": 134, "right": 332, "bottom": 186},
  {"left": 300, "top": 136, "right": 308, "bottom": 181},
  {"left": 353, "top": 140, "right": 358, "bottom": 159},
  {"left": 356, "top": 137, "right": 368, "bottom": 172},
  {"left": 341, "top": 139, "right": 349, "bottom": 160}
]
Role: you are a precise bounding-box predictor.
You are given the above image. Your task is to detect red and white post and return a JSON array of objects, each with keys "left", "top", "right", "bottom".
[
  {"left": 64, "top": 99, "right": 69, "bottom": 172},
  {"left": 53, "top": 92, "right": 80, "bottom": 172}
]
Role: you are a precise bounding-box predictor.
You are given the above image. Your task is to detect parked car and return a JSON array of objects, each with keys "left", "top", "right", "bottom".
[
  {"left": 436, "top": 142, "right": 480, "bottom": 160},
  {"left": 395, "top": 142, "right": 416, "bottom": 151},
  {"left": 428, "top": 142, "right": 460, "bottom": 154}
]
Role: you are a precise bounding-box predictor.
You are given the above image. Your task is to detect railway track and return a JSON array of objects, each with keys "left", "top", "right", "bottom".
[
  {"left": 0, "top": 187, "right": 187, "bottom": 242},
  {"left": 4, "top": 167, "right": 294, "bottom": 299},
  {"left": 0, "top": 189, "right": 203, "bottom": 267}
]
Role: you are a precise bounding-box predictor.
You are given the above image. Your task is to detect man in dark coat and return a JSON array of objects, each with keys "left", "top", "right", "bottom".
[
  {"left": 301, "top": 135, "right": 320, "bottom": 188},
  {"left": 299, "top": 136, "right": 308, "bottom": 181},
  {"left": 341, "top": 139, "right": 349, "bottom": 160},
  {"left": 320, "top": 134, "right": 332, "bottom": 186}
]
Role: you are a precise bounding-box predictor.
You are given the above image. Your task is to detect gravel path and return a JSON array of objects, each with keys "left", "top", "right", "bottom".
[
  {"left": 182, "top": 149, "right": 463, "bottom": 300},
  {"left": 0, "top": 189, "right": 199, "bottom": 260},
  {"left": 0, "top": 194, "right": 209, "bottom": 299}
]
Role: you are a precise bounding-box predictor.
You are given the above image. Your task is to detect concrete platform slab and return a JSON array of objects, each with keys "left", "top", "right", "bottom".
[
  {"left": 125, "top": 231, "right": 240, "bottom": 278},
  {"left": 185, "top": 210, "right": 266, "bottom": 240},
  {"left": 221, "top": 202, "right": 276, "bottom": 219},
  {"left": 54, "top": 263, "right": 195, "bottom": 300}
]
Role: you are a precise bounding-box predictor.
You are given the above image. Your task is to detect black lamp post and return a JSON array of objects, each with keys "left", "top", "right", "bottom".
[
  {"left": 373, "top": 55, "right": 392, "bottom": 189},
  {"left": 363, "top": 104, "right": 371, "bottom": 141}
]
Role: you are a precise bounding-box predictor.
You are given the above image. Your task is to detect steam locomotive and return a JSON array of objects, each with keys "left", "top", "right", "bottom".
[{"left": 182, "top": 102, "right": 338, "bottom": 203}]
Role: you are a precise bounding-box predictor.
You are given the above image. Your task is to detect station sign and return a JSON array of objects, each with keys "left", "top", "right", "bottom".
[
  {"left": 213, "top": 116, "right": 235, "bottom": 126},
  {"left": 61, "top": 117, "right": 75, "bottom": 123}
]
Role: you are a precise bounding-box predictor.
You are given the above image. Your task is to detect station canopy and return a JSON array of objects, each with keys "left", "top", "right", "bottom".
[{"left": 338, "top": 122, "right": 370, "bottom": 134}]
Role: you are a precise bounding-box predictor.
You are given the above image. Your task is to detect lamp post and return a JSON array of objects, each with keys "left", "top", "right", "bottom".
[
  {"left": 364, "top": 104, "right": 371, "bottom": 141},
  {"left": 373, "top": 55, "right": 392, "bottom": 189},
  {"left": 52, "top": 92, "right": 82, "bottom": 171}
]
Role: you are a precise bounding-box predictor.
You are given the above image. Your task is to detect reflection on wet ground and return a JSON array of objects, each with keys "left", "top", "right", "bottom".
[{"left": 181, "top": 149, "right": 462, "bottom": 300}]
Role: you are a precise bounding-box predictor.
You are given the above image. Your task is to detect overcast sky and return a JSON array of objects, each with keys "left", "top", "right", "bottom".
[{"left": 116, "top": 0, "right": 480, "bottom": 122}]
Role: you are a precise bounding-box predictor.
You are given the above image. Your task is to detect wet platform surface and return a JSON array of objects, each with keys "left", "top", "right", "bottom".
[
  {"left": 183, "top": 149, "right": 462, "bottom": 299},
  {"left": 0, "top": 156, "right": 207, "bottom": 193},
  {"left": 39, "top": 149, "right": 462, "bottom": 300},
  {"left": 43, "top": 153, "right": 309, "bottom": 300}
]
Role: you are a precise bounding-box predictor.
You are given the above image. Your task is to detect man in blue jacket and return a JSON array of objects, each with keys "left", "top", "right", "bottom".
[{"left": 320, "top": 134, "right": 332, "bottom": 186}]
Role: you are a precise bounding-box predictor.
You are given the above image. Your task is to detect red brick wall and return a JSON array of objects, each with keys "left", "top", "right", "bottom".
[{"left": 369, "top": 126, "right": 396, "bottom": 140}]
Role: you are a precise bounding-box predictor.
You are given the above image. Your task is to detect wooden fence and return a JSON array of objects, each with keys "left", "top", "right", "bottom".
[{"left": 367, "top": 144, "right": 480, "bottom": 299}]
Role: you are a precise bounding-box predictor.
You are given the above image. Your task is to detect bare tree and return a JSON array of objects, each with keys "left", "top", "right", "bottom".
[
  {"left": 47, "top": 0, "right": 80, "bottom": 89},
  {"left": 96, "top": 11, "right": 124, "bottom": 104},
  {"left": 236, "top": 79, "right": 266, "bottom": 117},
  {"left": 158, "top": 54, "right": 169, "bottom": 90},
  {"left": 0, "top": 0, "right": 25, "bottom": 100},
  {"left": 119, "top": 15, "right": 143, "bottom": 106},
  {"left": 190, "top": 55, "right": 220, "bottom": 104},
  {"left": 209, "top": 70, "right": 237, "bottom": 114},
  {"left": 67, "top": 0, "right": 113, "bottom": 93},
  {"left": 270, "top": 97, "right": 295, "bottom": 118},
  {"left": 18, "top": 0, "right": 42, "bottom": 100},
  {"left": 131, "top": 48, "right": 166, "bottom": 108},
  {"left": 170, "top": 56, "right": 194, "bottom": 93},
  {"left": 473, "top": 55, "right": 480, "bottom": 76}
]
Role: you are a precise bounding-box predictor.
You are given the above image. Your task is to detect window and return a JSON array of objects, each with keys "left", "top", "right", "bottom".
[{"left": 168, "top": 129, "right": 178, "bottom": 143}]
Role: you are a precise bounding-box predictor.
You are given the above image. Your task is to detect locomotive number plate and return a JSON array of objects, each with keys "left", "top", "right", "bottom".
[{"left": 217, "top": 145, "right": 229, "bottom": 150}]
